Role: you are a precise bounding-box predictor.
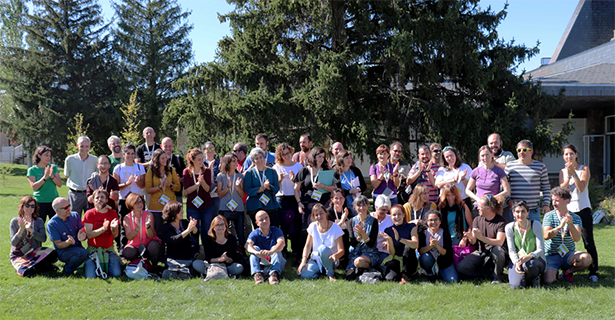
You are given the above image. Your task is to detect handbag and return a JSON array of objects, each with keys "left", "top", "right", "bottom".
[
  {"left": 204, "top": 262, "right": 229, "bottom": 281},
  {"left": 125, "top": 260, "right": 150, "bottom": 280},
  {"left": 453, "top": 245, "right": 474, "bottom": 266}
]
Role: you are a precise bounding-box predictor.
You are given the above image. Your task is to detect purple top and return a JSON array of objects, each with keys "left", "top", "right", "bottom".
[
  {"left": 470, "top": 165, "right": 506, "bottom": 198},
  {"left": 369, "top": 163, "right": 397, "bottom": 198}
]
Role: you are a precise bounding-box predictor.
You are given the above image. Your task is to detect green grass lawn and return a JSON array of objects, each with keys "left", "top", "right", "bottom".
[{"left": 0, "top": 163, "right": 613, "bottom": 319}]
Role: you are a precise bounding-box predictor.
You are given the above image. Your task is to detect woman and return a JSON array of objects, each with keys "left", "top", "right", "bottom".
[
  {"left": 294, "top": 147, "right": 336, "bottom": 224},
  {"left": 334, "top": 150, "right": 366, "bottom": 215},
  {"left": 122, "top": 193, "right": 161, "bottom": 267},
  {"left": 345, "top": 195, "right": 380, "bottom": 280},
  {"left": 244, "top": 147, "right": 280, "bottom": 228},
  {"left": 83, "top": 189, "right": 122, "bottom": 278},
  {"left": 113, "top": 143, "right": 146, "bottom": 220},
  {"left": 273, "top": 143, "right": 303, "bottom": 255},
  {"left": 145, "top": 148, "right": 181, "bottom": 235},
  {"left": 183, "top": 148, "right": 213, "bottom": 255},
  {"left": 559, "top": 143, "right": 598, "bottom": 282},
  {"left": 466, "top": 145, "right": 510, "bottom": 209},
  {"left": 203, "top": 215, "right": 245, "bottom": 277},
  {"left": 298, "top": 204, "right": 345, "bottom": 281},
  {"left": 380, "top": 204, "right": 418, "bottom": 283},
  {"left": 418, "top": 210, "right": 458, "bottom": 282},
  {"left": 159, "top": 201, "right": 206, "bottom": 279},
  {"left": 217, "top": 153, "right": 246, "bottom": 245},
  {"left": 203, "top": 141, "right": 221, "bottom": 219},
  {"left": 10, "top": 196, "right": 57, "bottom": 276},
  {"left": 438, "top": 183, "right": 473, "bottom": 245},
  {"left": 327, "top": 189, "right": 350, "bottom": 266},
  {"left": 403, "top": 184, "right": 437, "bottom": 225},
  {"left": 505, "top": 201, "right": 545, "bottom": 288},
  {"left": 27, "top": 146, "right": 62, "bottom": 222},
  {"left": 435, "top": 146, "right": 473, "bottom": 210},
  {"left": 369, "top": 145, "right": 400, "bottom": 207}
]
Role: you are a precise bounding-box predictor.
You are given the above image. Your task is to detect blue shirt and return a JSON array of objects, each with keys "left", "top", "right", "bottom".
[
  {"left": 47, "top": 211, "right": 84, "bottom": 255},
  {"left": 242, "top": 152, "right": 276, "bottom": 173},
  {"left": 247, "top": 226, "right": 284, "bottom": 251}
]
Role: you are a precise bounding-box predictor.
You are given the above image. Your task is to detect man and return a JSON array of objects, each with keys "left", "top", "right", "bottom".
[
  {"left": 107, "top": 135, "right": 123, "bottom": 173},
  {"left": 543, "top": 187, "right": 592, "bottom": 284},
  {"left": 488, "top": 133, "right": 515, "bottom": 169},
  {"left": 162, "top": 137, "right": 186, "bottom": 204},
  {"left": 430, "top": 143, "right": 443, "bottom": 167},
  {"left": 246, "top": 210, "right": 286, "bottom": 285},
  {"left": 389, "top": 142, "right": 411, "bottom": 204},
  {"left": 86, "top": 155, "right": 120, "bottom": 210},
  {"left": 505, "top": 139, "right": 551, "bottom": 222},
  {"left": 371, "top": 195, "right": 393, "bottom": 273},
  {"left": 407, "top": 145, "right": 438, "bottom": 203},
  {"left": 233, "top": 142, "right": 249, "bottom": 172},
  {"left": 329, "top": 141, "right": 344, "bottom": 168},
  {"left": 135, "top": 127, "right": 161, "bottom": 168},
  {"left": 242, "top": 133, "right": 276, "bottom": 172},
  {"left": 457, "top": 195, "right": 507, "bottom": 283},
  {"left": 292, "top": 133, "right": 312, "bottom": 167},
  {"left": 64, "top": 136, "right": 98, "bottom": 216},
  {"left": 46, "top": 197, "right": 89, "bottom": 275}
]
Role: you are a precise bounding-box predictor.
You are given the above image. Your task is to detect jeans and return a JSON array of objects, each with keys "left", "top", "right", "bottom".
[
  {"left": 528, "top": 208, "right": 541, "bottom": 222},
  {"left": 58, "top": 245, "right": 89, "bottom": 274},
  {"left": 300, "top": 245, "right": 337, "bottom": 279},
  {"left": 227, "top": 262, "right": 244, "bottom": 276},
  {"left": 456, "top": 246, "right": 506, "bottom": 280},
  {"left": 508, "top": 257, "right": 545, "bottom": 289},
  {"left": 277, "top": 196, "right": 302, "bottom": 254},
  {"left": 577, "top": 207, "right": 599, "bottom": 275},
  {"left": 211, "top": 197, "right": 220, "bottom": 218},
  {"left": 187, "top": 206, "right": 215, "bottom": 255},
  {"left": 85, "top": 251, "right": 122, "bottom": 278},
  {"left": 68, "top": 190, "right": 88, "bottom": 217},
  {"left": 249, "top": 246, "right": 286, "bottom": 275},
  {"left": 221, "top": 210, "right": 245, "bottom": 246},
  {"left": 419, "top": 253, "right": 458, "bottom": 282}
]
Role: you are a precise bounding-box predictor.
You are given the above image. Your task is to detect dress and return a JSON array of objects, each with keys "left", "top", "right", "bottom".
[{"left": 9, "top": 217, "right": 56, "bottom": 276}]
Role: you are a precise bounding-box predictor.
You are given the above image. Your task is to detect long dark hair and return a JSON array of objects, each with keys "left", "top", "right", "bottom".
[{"left": 151, "top": 149, "right": 171, "bottom": 178}]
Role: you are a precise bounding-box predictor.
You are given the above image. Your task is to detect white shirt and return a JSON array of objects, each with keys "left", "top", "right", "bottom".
[
  {"left": 435, "top": 163, "right": 473, "bottom": 199},
  {"left": 307, "top": 221, "right": 344, "bottom": 269},
  {"left": 375, "top": 215, "right": 393, "bottom": 253},
  {"left": 273, "top": 162, "right": 303, "bottom": 196},
  {"left": 113, "top": 163, "right": 146, "bottom": 199}
]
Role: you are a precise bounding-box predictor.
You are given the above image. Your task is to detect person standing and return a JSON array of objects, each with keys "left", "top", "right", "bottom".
[
  {"left": 407, "top": 145, "right": 438, "bottom": 203},
  {"left": 162, "top": 137, "right": 185, "bottom": 204},
  {"left": 292, "top": 134, "right": 312, "bottom": 167},
  {"left": 203, "top": 141, "right": 221, "bottom": 218},
  {"left": 64, "top": 136, "right": 98, "bottom": 217},
  {"left": 488, "top": 133, "right": 515, "bottom": 170},
  {"left": 27, "top": 146, "right": 62, "bottom": 222},
  {"left": 135, "top": 127, "right": 160, "bottom": 168},
  {"left": 86, "top": 155, "right": 120, "bottom": 210},
  {"left": 559, "top": 144, "right": 598, "bottom": 282},
  {"left": 242, "top": 134, "right": 276, "bottom": 171},
  {"left": 107, "top": 135, "right": 123, "bottom": 174},
  {"left": 389, "top": 142, "right": 411, "bottom": 205}
]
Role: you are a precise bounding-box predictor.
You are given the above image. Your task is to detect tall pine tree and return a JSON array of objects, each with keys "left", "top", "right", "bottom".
[
  {"left": 0, "top": 0, "right": 119, "bottom": 160},
  {"left": 113, "top": 0, "right": 193, "bottom": 133},
  {"left": 165, "top": 0, "right": 571, "bottom": 161}
]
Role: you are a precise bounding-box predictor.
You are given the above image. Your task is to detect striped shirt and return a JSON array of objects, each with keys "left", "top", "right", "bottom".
[
  {"left": 505, "top": 160, "right": 551, "bottom": 210},
  {"left": 409, "top": 161, "right": 440, "bottom": 203},
  {"left": 543, "top": 210, "right": 582, "bottom": 255}
]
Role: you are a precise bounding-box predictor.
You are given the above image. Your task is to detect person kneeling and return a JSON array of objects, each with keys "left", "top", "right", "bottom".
[
  {"left": 345, "top": 195, "right": 380, "bottom": 280},
  {"left": 543, "top": 187, "right": 592, "bottom": 284},
  {"left": 298, "top": 204, "right": 344, "bottom": 281},
  {"left": 246, "top": 211, "right": 286, "bottom": 284},
  {"left": 456, "top": 195, "right": 507, "bottom": 283},
  {"left": 506, "top": 201, "right": 546, "bottom": 288},
  {"left": 83, "top": 190, "right": 122, "bottom": 278}
]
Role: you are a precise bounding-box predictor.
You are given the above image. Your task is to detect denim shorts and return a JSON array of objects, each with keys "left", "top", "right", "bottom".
[
  {"left": 546, "top": 250, "right": 576, "bottom": 271},
  {"left": 347, "top": 246, "right": 381, "bottom": 270}
]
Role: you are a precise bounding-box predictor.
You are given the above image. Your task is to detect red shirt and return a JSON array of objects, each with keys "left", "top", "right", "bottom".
[{"left": 83, "top": 208, "right": 117, "bottom": 248}]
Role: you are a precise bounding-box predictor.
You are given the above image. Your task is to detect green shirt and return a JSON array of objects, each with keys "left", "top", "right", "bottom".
[
  {"left": 27, "top": 165, "right": 59, "bottom": 203},
  {"left": 514, "top": 220, "right": 536, "bottom": 255},
  {"left": 109, "top": 155, "right": 123, "bottom": 174}
]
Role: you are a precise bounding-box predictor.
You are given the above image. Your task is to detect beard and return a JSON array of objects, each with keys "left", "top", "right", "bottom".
[
  {"left": 301, "top": 146, "right": 309, "bottom": 153},
  {"left": 113, "top": 146, "right": 122, "bottom": 154},
  {"left": 492, "top": 147, "right": 502, "bottom": 156}
]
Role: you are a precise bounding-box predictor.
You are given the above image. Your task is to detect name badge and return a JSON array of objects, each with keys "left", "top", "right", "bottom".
[
  {"left": 226, "top": 199, "right": 239, "bottom": 211},
  {"left": 432, "top": 262, "right": 439, "bottom": 275},
  {"left": 311, "top": 190, "right": 323, "bottom": 201},
  {"left": 557, "top": 244, "right": 569, "bottom": 257},
  {"left": 383, "top": 188, "right": 394, "bottom": 197},
  {"left": 158, "top": 194, "right": 170, "bottom": 206},
  {"left": 192, "top": 195, "right": 204, "bottom": 208},
  {"left": 259, "top": 194, "right": 270, "bottom": 206},
  {"left": 518, "top": 248, "right": 527, "bottom": 257}
]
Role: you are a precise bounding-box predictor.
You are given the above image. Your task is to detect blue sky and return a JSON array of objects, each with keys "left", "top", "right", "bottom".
[{"left": 98, "top": 0, "right": 579, "bottom": 74}]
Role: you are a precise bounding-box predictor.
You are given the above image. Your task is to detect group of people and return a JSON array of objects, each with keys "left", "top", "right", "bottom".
[{"left": 11, "top": 128, "right": 599, "bottom": 287}]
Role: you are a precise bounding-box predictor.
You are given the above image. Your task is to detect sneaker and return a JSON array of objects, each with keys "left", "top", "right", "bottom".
[
  {"left": 491, "top": 278, "right": 502, "bottom": 284},
  {"left": 269, "top": 271, "right": 280, "bottom": 285},
  {"left": 533, "top": 275, "right": 541, "bottom": 288},
  {"left": 561, "top": 271, "right": 574, "bottom": 283},
  {"left": 589, "top": 275, "right": 599, "bottom": 282},
  {"left": 254, "top": 272, "right": 265, "bottom": 284}
]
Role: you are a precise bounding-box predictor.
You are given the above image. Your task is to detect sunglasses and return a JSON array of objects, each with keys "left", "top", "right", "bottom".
[
  {"left": 516, "top": 148, "right": 532, "bottom": 153},
  {"left": 486, "top": 194, "right": 493, "bottom": 207},
  {"left": 204, "top": 147, "right": 215, "bottom": 151},
  {"left": 232, "top": 149, "right": 241, "bottom": 153},
  {"left": 431, "top": 149, "right": 442, "bottom": 153},
  {"left": 24, "top": 204, "right": 36, "bottom": 209},
  {"left": 55, "top": 204, "right": 70, "bottom": 211}
]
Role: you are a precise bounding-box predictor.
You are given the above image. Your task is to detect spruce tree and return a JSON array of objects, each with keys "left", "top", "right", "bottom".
[{"left": 112, "top": 0, "right": 193, "bottom": 133}]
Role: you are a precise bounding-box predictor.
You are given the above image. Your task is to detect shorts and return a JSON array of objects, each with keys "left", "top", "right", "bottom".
[{"left": 546, "top": 250, "right": 576, "bottom": 271}]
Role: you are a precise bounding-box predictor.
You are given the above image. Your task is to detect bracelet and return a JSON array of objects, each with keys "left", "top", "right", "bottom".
[{"left": 571, "top": 174, "right": 578, "bottom": 178}]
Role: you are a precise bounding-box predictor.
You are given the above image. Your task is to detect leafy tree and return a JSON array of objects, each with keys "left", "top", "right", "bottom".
[
  {"left": 0, "top": 0, "right": 120, "bottom": 160},
  {"left": 113, "top": 0, "right": 193, "bottom": 134},
  {"left": 165, "top": 0, "right": 570, "bottom": 161},
  {"left": 120, "top": 89, "right": 142, "bottom": 145}
]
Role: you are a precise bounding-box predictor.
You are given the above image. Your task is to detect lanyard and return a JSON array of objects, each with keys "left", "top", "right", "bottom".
[
  {"left": 130, "top": 212, "right": 146, "bottom": 243},
  {"left": 228, "top": 174, "right": 236, "bottom": 197},
  {"left": 124, "top": 164, "right": 135, "bottom": 184},
  {"left": 333, "top": 207, "right": 342, "bottom": 221},
  {"left": 159, "top": 173, "right": 166, "bottom": 192},
  {"left": 255, "top": 168, "right": 267, "bottom": 187},
  {"left": 145, "top": 144, "right": 153, "bottom": 158},
  {"left": 341, "top": 170, "right": 353, "bottom": 187},
  {"left": 379, "top": 163, "right": 390, "bottom": 184},
  {"left": 515, "top": 219, "right": 530, "bottom": 251},
  {"left": 556, "top": 214, "right": 568, "bottom": 241},
  {"left": 310, "top": 167, "right": 320, "bottom": 186},
  {"left": 191, "top": 168, "right": 201, "bottom": 192}
]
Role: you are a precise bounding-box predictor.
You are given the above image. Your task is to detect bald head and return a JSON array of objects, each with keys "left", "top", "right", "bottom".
[
  {"left": 142, "top": 127, "right": 156, "bottom": 143},
  {"left": 161, "top": 137, "right": 174, "bottom": 157},
  {"left": 331, "top": 142, "right": 344, "bottom": 157}
]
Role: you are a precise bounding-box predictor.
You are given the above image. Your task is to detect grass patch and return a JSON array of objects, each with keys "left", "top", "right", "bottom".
[{"left": 0, "top": 164, "right": 613, "bottom": 319}]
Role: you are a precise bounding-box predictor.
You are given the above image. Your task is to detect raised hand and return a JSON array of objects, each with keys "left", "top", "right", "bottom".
[
  {"left": 429, "top": 238, "right": 438, "bottom": 248},
  {"left": 102, "top": 220, "right": 110, "bottom": 231},
  {"left": 110, "top": 218, "right": 119, "bottom": 229},
  {"left": 66, "top": 235, "right": 76, "bottom": 246},
  {"left": 235, "top": 177, "right": 243, "bottom": 186},
  {"left": 289, "top": 170, "right": 295, "bottom": 181},
  {"left": 263, "top": 179, "right": 270, "bottom": 190},
  {"left": 393, "top": 228, "right": 400, "bottom": 242},
  {"left": 77, "top": 228, "right": 87, "bottom": 241},
  {"left": 24, "top": 220, "right": 33, "bottom": 233},
  {"left": 188, "top": 217, "right": 198, "bottom": 231},
  {"left": 17, "top": 217, "right": 26, "bottom": 230},
  {"left": 43, "top": 165, "right": 52, "bottom": 179},
  {"left": 393, "top": 162, "right": 399, "bottom": 174}
]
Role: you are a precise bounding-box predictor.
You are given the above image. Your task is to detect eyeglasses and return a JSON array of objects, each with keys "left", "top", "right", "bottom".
[
  {"left": 24, "top": 204, "right": 36, "bottom": 209},
  {"left": 204, "top": 147, "right": 215, "bottom": 151},
  {"left": 431, "top": 149, "right": 441, "bottom": 153},
  {"left": 55, "top": 204, "right": 70, "bottom": 211},
  {"left": 516, "top": 148, "right": 532, "bottom": 153},
  {"left": 232, "top": 149, "right": 241, "bottom": 153}
]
